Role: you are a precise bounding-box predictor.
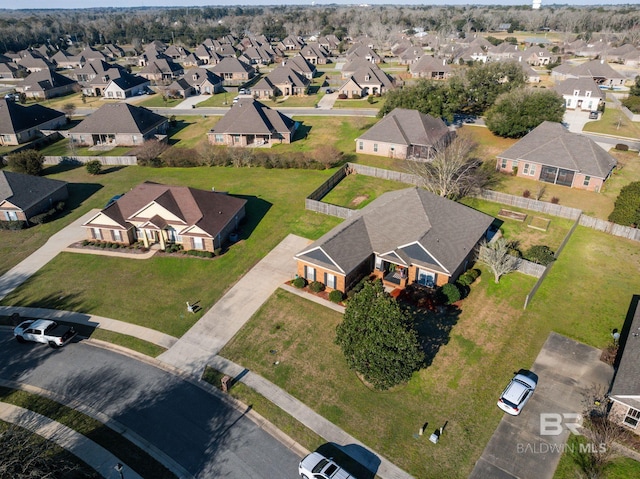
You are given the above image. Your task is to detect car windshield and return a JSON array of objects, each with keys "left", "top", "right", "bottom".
[{"left": 313, "top": 459, "right": 329, "bottom": 474}]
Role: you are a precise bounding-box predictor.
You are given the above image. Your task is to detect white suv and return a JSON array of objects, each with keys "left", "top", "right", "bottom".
[
  {"left": 298, "top": 452, "right": 355, "bottom": 479},
  {"left": 497, "top": 369, "right": 538, "bottom": 416}
]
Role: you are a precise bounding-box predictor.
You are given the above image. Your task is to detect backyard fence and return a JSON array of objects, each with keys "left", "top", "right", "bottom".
[
  {"left": 348, "top": 163, "right": 421, "bottom": 185},
  {"left": 578, "top": 215, "right": 640, "bottom": 241},
  {"left": 475, "top": 190, "right": 583, "bottom": 220},
  {"left": 43, "top": 155, "right": 138, "bottom": 166}
]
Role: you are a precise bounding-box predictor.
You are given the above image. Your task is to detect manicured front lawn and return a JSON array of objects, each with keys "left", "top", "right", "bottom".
[
  {"left": 219, "top": 224, "right": 640, "bottom": 478},
  {"left": 137, "top": 95, "right": 182, "bottom": 108},
  {"left": 583, "top": 105, "right": 640, "bottom": 139},
  {"left": 333, "top": 98, "right": 383, "bottom": 109}
]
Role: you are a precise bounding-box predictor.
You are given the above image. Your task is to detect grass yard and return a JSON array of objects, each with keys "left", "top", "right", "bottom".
[
  {"left": 333, "top": 98, "right": 384, "bottom": 110},
  {"left": 38, "top": 138, "right": 132, "bottom": 157},
  {"left": 164, "top": 115, "right": 220, "bottom": 149},
  {"left": 0, "top": 166, "right": 344, "bottom": 336},
  {"left": 137, "top": 95, "right": 182, "bottom": 108},
  {"left": 583, "top": 106, "right": 640, "bottom": 139},
  {"left": 270, "top": 94, "right": 323, "bottom": 107},
  {"left": 196, "top": 93, "right": 235, "bottom": 107},
  {"left": 219, "top": 225, "right": 640, "bottom": 478},
  {"left": 26, "top": 92, "right": 109, "bottom": 110},
  {"left": 321, "top": 173, "right": 410, "bottom": 209}
]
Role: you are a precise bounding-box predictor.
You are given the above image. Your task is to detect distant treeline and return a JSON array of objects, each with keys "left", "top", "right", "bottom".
[{"left": 0, "top": 4, "right": 639, "bottom": 54}]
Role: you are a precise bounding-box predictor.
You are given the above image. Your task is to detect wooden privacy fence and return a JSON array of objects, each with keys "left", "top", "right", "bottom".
[{"left": 43, "top": 156, "right": 138, "bottom": 166}]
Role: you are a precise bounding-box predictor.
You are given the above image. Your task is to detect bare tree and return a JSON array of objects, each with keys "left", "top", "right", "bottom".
[
  {"left": 130, "top": 139, "right": 168, "bottom": 165},
  {"left": 405, "top": 136, "right": 487, "bottom": 200},
  {"left": 62, "top": 102, "right": 76, "bottom": 120},
  {"left": 478, "top": 238, "right": 520, "bottom": 284}
]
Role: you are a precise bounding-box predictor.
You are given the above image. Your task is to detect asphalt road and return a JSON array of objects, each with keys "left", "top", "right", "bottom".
[
  {"left": 0, "top": 331, "right": 301, "bottom": 479},
  {"left": 75, "top": 106, "right": 378, "bottom": 117}
]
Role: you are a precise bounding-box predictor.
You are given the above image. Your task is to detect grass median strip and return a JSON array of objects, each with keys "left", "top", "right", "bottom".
[{"left": 0, "top": 387, "right": 176, "bottom": 479}]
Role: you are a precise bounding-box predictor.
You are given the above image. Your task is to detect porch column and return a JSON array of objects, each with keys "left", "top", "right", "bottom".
[
  {"left": 141, "top": 230, "right": 149, "bottom": 248},
  {"left": 159, "top": 230, "right": 166, "bottom": 250}
]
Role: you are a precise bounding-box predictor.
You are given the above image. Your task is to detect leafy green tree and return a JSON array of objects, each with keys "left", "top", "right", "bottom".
[
  {"left": 463, "top": 61, "right": 527, "bottom": 115},
  {"left": 6, "top": 150, "right": 44, "bottom": 176},
  {"left": 524, "top": 245, "right": 555, "bottom": 265},
  {"left": 484, "top": 88, "right": 565, "bottom": 138},
  {"left": 630, "top": 75, "right": 640, "bottom": 97},
  {"left": 608, "top": 181, "right": 640, "bottom": 227},
  {"left": 85, "top": 160, "right": 102, "bottom": 175},
  {"left": 335, "top": 280, "right": 423, "bottom": 390}
]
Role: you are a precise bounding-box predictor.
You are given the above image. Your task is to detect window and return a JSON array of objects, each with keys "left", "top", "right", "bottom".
[
  {"left": 523, "top": 163, "right": 530, "bottom": 175},
  {"left": 501, "top": 158, "right": 508, "bottom": 169},
  {"left": 358, "top": 141, "right": 363, "bottom": 151},
  {"left": 4, "top": 211, "right": 18, "bottom": 221},
  {"left": 112, "top": 230, "right": 122, "bottom": 242},
  {"left": 92, "top": 228, "right": 103, "bottom": 240},
  {"left": 624, "top": 408, "right": 640, "bottom": 428},
  {"left": 215, "top": 134, "right": 224, "bottom": 143},
  {"left": 192, "top": 237, "right": 204, "bottom": 250},
  {"left": 573, "top": 89, "right": 580, "bottom": 96},
  {"left": 529, "top": 164, "right": 536, "bottom": 176},
  {"left": 523, "top": 163, "right": 536, "bottom": 176},
  {"left": 304, "top": 266, "right": 315, "bottom": 282},
  {"left": 583, "top": 176, "right": 591, "bottom": 186},
  {"left": 373, "top": 143, "right": 378, "bottom": 152},
  {"left": 585, "top": 91, "right": 591, "bottom": 97},
  {"left": 325, "top": 273, "right": 336, "bottom": 289}
]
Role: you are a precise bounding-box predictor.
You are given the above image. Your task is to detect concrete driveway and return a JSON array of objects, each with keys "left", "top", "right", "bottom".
[
  {"left": 470, "top": 332, "right": 614, "bottom": 479},
  {"left": 563, "top": 109, "right": 598, "bottom": 133}
]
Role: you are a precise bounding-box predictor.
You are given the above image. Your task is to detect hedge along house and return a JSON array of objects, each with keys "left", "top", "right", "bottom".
[
  {"left": 496, "top": 121, "right": 617, "bottom": 192},
  {"left": 0, "top": 171, "right": 68, "bottom": 225},
  {"left": 295, "top": 187, "right": 494, "bottom": 294},
  {"left": 355, "top": 108, "right": 453, "bottom": 160},
  {"left": 82, "top": 182, "right": 246, "bottom": 252}
]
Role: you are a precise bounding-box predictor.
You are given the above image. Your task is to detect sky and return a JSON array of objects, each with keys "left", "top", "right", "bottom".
[{"left": 0, "top": 0, "right": 637, "bottom": 10}]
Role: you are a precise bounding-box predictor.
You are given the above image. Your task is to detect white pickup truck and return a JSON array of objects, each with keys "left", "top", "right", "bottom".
[{"left": 14, "top": 319, "right": 77, "bottom": 348}]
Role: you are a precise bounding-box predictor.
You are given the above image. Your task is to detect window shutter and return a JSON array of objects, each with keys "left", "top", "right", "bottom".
[{"left": 324, "top": 272, "right": 327, "bottom": 284}]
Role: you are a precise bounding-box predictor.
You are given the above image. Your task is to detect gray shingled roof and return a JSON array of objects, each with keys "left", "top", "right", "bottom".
[
  {"left": 0, "top": 171, "right": 67, "bottom": 210},
  {"left": 264, "top": 65, "right": 309, "bottom": 88},
  {"left": 497, "top": 121, "right": 617, "bottom": 179},
  {"left": 553, "top": 77, "right": 605, "bottom": 99},
  {"left": 357, "top": 108, "right": 450, "bottom": 147},
  {"left": 22, "top": 69, "right": 77, "bottom": 92},
  {"left": 296, "top": 187, "right": 494, "bottom": 276},
  {"left": 210, "top": 98, "right": 295, "bottom": 136},
  {"left": 71, "top": 103, "right": 167, "bottom": 135},
  {"left": 0, "top": 98, "right": 65, "bottom": 135},
  {"left": 211, "top": 56, "right": 255, "bottom": 75},
  {"left": 610, "top": 298, "right": 640, "bottom": 409}
]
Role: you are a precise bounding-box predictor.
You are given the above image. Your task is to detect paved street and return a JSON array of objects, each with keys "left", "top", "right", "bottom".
[{"left": 0, "top": 331, "right": 302, "bottom": 479}]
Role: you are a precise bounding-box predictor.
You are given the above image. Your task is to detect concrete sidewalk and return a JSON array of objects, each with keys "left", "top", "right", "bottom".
[
  {"left": 0, "top": 402, "right": 142, "bottom": 479},
  {"left": 158, "top": 234, "right": 311, "bottom": 375},
  {"left": 0, "top": 209, "right": 98, "bottom": 302}
]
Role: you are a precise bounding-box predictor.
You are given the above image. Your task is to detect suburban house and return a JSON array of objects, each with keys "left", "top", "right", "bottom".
[
  {"left": 609, "top": 297, "right": 640, "bottom": 436},
  {"left": 210, "top": 57, "right": 256, "bottom": 85},
  {"left": 81, "top": 182, "right": 246, "bottom": 252},
  {"left": 553, "top": 77, "right": 605, "bottom": 111},
  {"left": 294, "top": 187, "right": 495, "bottom": 294},
  {"left": 521, "top": 45, "right": 553, "bottom": 66},
  {"left": 346, "top": 44, "right": 382, "bottom": 64},
  {"left": 355, "top": 108, "right": 452, "bottom": 160},
  {"left": 167, "top": 68, "right": 223, "bottom": 97},
  {"left": 280, "top": 35, "right": 305, "bottom": 51},
  {"left": 284, "top": 54, "right": 317, "bottom": 79},
  {"left": 103, "top": 74, "right": 150, "bottom": 100},
  {"left": 68, "top": 103, "right": 168, "bottom": 147},
  {"left": 0, "top": 98, "right": 66, "bottom": 145},
  {"left": 0, "top": 59, "right": 25, "bottom": 79},
  {"left": 139, "top": 58, "right": 184, "bottom": 82},
  {"left": 15, "top": 69, "right": 78, "bottom": 99},
  {"left": 300, "top": 43, "right": 331, "bottom": 65},
  {"left": 551, "top": 59, "right": 625, "bottom": 87},
  {"left": 207, "top": 98, "right": 297, "bottom": 147},
  {"left": 338, "top": 64, "right": 395, "bottom": 98},
  {"left": 0, "top": 171, "right": 68, "bottom": 224},
  {"left": 496, "top": 121, "right": 617, "bottom": 192},
  {"left": 51, "top": 50, "right": 84, "bottom": 69},
  {"left": 251, "top": 65, "right": 309, "bottom": 98},
  {"left": 409, "top": 56, "right": 453, "bottom": 79}
]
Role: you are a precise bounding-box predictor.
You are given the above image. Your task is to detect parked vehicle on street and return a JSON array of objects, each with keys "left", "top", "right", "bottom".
[
  {"left": 14, "top": 319, "right": 77, "bottom": 348},
  {"left": 298, "top": 452, "right": 355, "bottom": 479},
  {"left": 497, "top": 369, "right": 538, "bottom": 416}
]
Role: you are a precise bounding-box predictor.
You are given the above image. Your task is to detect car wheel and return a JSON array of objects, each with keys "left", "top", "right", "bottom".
[
  {"left": 300, "top": 475, "right": 310, "bottom": 479},
  {"left": 15, "top": 335, "right": 26, "bottom": 343},
  {"left": 48, "top": 341, "right": 59, "bottom": 349}
]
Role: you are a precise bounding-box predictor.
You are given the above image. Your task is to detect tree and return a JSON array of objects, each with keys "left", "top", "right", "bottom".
[
  {"left": 608, "top": 181, "right": 640, "bottom": 227},
  {"left": 62, "top": 102, "right": 76, "bottom": 120},
  {"left": 85, "top": 160, "right": 102, "bottom": 175},
  {"left": 335, "top": 280, "right": 423, "bottom": 390},
  {"left": 478, "top": 238, "right": 521, "bottom": 284},
  {"left": 463, "top": 61, "right": 527, "bottom": 115},
  {"left": 405, "top": 136, "right": 488, "bottom": 200},
  {"left": 6, "top": 150, "right": 45, "bottom": 176},
  {"left": 484, "top": 88, "right": 565, "bottom": 138}
]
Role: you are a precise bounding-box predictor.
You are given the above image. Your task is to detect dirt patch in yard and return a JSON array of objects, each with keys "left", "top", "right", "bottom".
[{"left": 350, "top": 195, "right": 369, "bottom": 207}]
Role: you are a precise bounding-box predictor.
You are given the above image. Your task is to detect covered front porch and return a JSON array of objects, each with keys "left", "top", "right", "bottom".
[{"left": 373, "top": 256, "right": 439, "bottom": 291}]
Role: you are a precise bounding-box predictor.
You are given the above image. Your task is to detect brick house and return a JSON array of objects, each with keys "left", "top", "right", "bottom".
[
  {"left": 0, "top": 99, "right": 66, "bottom": 146},
  {"left": 82, "top": 182, "right": 246, "bottom": 252},
  {"left": 496, "top": 121, "right": 616, "bottom": 192},
  {"left": 0, "top": 171, "right": 68, "bottom": 224},
  {"left": 295, "top": 187, "right": 494, "bottom": 294}
]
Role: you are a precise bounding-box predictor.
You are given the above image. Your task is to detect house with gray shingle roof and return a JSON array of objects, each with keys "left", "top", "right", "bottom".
[
  {"left": 0, "top": 171, "right": 68, "bottom": 225},
  {"left": 139, "top": 57, "right": 183, "bottom": 82},
  {"left": 551, "top": 59, "right": 625, "bottom": 87},
  {"left": 295, "top": 187, "right": 494, "bottom": 293},
  {"left": 409, "top": 55, "right": 453, "bottom": 79},
  {"left": 82, "top": 181, "right": 246, "bottom": 252},
  {"left": 284, "top": 54, "right": 317, "bottom": 80},
  {"left": 167, "top": 68, "right": 223, "bottom": 97},
  {"left": 210, "top": 57, "right": 256, "bottom": 85},
  {"left": 251, "top": 65, "right": 309, "bottom": 99},
  {"left": 356, "top": 108, "right": 452, "bottom": 160},
  {"left": 103, "top": 72, "right": 150, "bottom": 99},
  {"left": 69, "top": 103, "right": 168, "bottom": 147},
  {"left": 609, "top": 297, "right": 640, "bottom": 436},
  {"left": 0, "top": 98, "right": 66, "bottom": 145},
  {"left": 338, "top": 64, "right": 395, "bottom": 98},
  {"left": 16, "top": 69, "right": 78, "bottom": 99},
  {"left": 207, "top": 98, "right": 297, "bottom": 147},
  {"left": 553, "top": 77, "right": 604, "bottom": 111},
  {"left": 496, "top": 121, "right": 616, "bottom": 192}
]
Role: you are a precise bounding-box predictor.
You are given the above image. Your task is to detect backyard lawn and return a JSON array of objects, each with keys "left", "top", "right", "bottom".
[
  {"left": 583, "top": 104, "right": 640, "bottom": 139},
  {"left": 219, "top": 225, "right": 640, "bottom": 478},
  {"left": 320, "top": 173, "right": 407, "bottom": 210}
]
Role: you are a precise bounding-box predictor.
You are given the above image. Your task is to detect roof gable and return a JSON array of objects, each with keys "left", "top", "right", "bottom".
[{"left": 70, "top": 103, "right": 167, "bottom": 135}]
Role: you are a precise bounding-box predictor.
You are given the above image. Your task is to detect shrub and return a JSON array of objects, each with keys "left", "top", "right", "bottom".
[
  {"left": 524, "top": 245, "right": 555, "bottom": 265},
  {"left": 467, "top": 269, "right": 480, "bottom": 281},
  {"left": 82, "top": 239, "right": 90, "bottom": 246},
  {"left": 352, "top": 93, "right": 361, "bottom": 99},
  {"left": 0, "top": 220, "right": 26, "bottom": 230},
  {"left": 214, "top": 248, "right": 222, "bottom": 256},
  {"left": 367, "top": 95, "right": 375, "bottom": 104},
  {"left": 439, "top": 283, "right": 461, "bottom": 305},
  {"left": 6, "top": 149, "right": 44, "bottom": 176},
  {"left": 111, "top": 243, "right": 120, "bottom": 249},
  {"left": 615, "top": 143, "right": 629, "bottom": 151},
  {"left": 456, "top": 272, "right": 474, "bottom": 287},
  {"left": 609, "top": 181, "right": 640, "bottom": 226},
  {"left": 551, "top": 196, "right": 560, "bottom": 204},
  {"left": 309, "top": 281, "right": 325, "bottom": 293},
  {"left": 85, "top": 160, "right": 102, "bottom": 175},
  {"left": 522, "top": 189, "right": 531, "bottom": 198},
  {"left": 329, "top": 290, "right": 344, "bottom": 303},
  {"left": 292, "top": 277, "right": 307, "bottom": 288},
  {"left": 337, "top": 93, "right": 347, "bottom": 100}
]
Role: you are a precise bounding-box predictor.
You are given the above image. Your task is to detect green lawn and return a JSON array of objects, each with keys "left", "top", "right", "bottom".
[
  {"left": 38, "top": 138, "right": 132, "bottom": 157},
  {"left": 333, "top": 98, "right": 384, "bottom": 109},
  {"left": 137, "top": 95, "right": 182, "bottom": 108},
  {"left": 583, "top": 105, "right": 640, "bottom": 139},
  {"left": 219, "top": 224, "right": 640, "bottom": 478},
  {"left": 196, "top": 93, "right": 235, "bottom": 107},
  {"left": 321, "top": 173, "right": 412, "bottom": 209},
  {"left": 164, "top": 116, "right": 220, "bottom": 149}
]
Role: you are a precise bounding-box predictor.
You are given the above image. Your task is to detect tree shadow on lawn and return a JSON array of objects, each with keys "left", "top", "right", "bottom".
[
  {"left": 315, "top": 442, "right": 378, "bottom": 479},
  {"left": 399, "top": 284, "right": 462, "bottom": 368}
]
